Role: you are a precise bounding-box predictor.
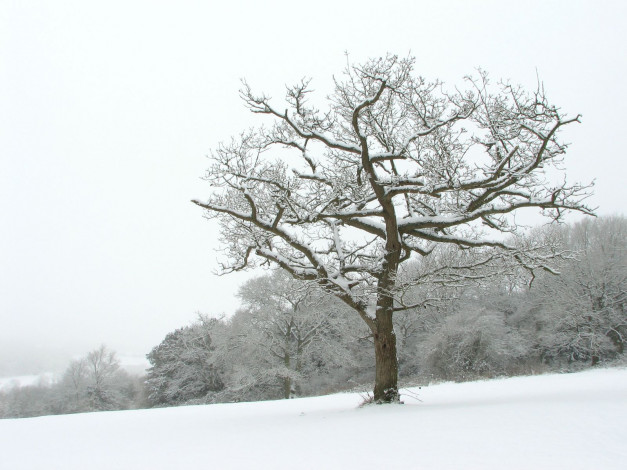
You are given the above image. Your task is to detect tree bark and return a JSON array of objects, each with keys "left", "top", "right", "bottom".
[
  {"left": 283, "top": 376, "right": 292, "bottom": 399},
  {"left": 283, "top": 352, "right": 292, "bottom": 399},
  {"left": 373, "top": 311, "right": 399, "bottom": 403}
]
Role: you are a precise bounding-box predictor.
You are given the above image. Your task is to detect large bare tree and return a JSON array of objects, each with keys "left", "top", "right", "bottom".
[{"left": 193, "top": 55, "right": 592, "bottom": 402}]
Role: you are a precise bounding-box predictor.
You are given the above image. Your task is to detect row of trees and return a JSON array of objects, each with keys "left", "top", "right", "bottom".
[
  {"left": 145, "top": 273, "right": 372, "bottom": 405},
  {"left": 3, "top": 216, "right": 623, "bottom": 416},
  {"left": 400, "top": 216, "right": 626, "bottom": 380},
  {"left": 144, "top": 216, "right": 626, "bottom": 406},
  {"left": 0, "top": 346, "right": 144, "bottom": 419}
]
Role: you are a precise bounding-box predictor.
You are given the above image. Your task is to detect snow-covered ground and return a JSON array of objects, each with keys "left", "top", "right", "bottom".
[{"left": 1, "top": 368, "right": 625, "bottom": 469}]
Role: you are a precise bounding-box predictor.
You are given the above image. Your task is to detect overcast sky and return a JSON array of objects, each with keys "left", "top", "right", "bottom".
[{"left": 1, "top": 0, "right": 625, "bottom": 374}]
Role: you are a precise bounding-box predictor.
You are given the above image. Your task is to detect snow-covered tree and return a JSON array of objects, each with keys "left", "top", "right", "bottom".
[
  {"left": 236, "top": 271, "right": 358, "bottom": 398},
  {"left": 145, "top": 318, "right": 225, "bottom": 406},
  {"left": 84, "top": 345, "right": 123, "bottom": 410},
  {"left": 531, "top": 216, "right": 626, "bottom": 364},
  {"left": 59, "top": 358, "right": 88, "bottom": 412},
  {"left": 0, "top": 346, "right": 143, "bottom": 418},
  {"left": 420, "top": 307, "right": 531, "bottom": 380},
  {"left": 193, "top": 54, "right": 592, "bottom": 402}
]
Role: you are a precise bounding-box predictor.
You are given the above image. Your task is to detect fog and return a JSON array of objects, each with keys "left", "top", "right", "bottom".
[{"left": 1, "top": 0, "right": 625, "bottom": 375}]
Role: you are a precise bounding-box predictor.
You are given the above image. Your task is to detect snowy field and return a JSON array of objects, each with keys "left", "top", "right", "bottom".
[{"left": 1, "top": 368, "right": 625, "bottom": 470}]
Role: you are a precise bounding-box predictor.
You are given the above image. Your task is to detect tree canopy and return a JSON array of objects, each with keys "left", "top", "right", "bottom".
[{"left": 194, "top": 54, "right": 593, "bottom": 402}]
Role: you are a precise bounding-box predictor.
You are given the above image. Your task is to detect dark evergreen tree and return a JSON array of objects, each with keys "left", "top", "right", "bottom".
[{"left": 146, "top": 319, "right": 224, "bottom": 406}]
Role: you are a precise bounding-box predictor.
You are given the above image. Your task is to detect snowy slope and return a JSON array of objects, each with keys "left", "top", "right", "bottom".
[{"left": 1, "top": 368, "right": 625, "bottom": 470}]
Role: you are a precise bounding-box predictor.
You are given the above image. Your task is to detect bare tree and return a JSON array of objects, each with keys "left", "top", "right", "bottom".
[
  {"left": 193, "top": 54, "right": 592, "bottom": 402},
  {"left": 61, "top": 358, "right": 88, "bottom": 412},
  {"left": 85, "top": 345, "right": 120, "bottom": 410},
  {"left": 237, "top": 271, "right": 355, "bottom": 398},
  {"left": 532, "top": 216, "right": 626, "bottom": 364}
]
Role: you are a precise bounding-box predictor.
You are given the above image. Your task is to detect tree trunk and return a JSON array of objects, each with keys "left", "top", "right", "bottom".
[
  {"left": 283, "top": 353, "right": 291, "bottom": 399},
  {"left": 283, "top": 376, "right": 292, "bottom": 399},
  {"left": 283, "top": 324, "right": 292, "bottom": 399},
  {"left": 373, "top": 312, "right": 399, "bottom": 403}
]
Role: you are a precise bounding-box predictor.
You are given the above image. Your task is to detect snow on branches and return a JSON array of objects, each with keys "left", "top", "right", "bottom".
[
  {"left": 193, "top": 55, "right": 592, "bottom": 328},
  {"left": 193, "top": 54, "right": 594, "bottom": 402}
]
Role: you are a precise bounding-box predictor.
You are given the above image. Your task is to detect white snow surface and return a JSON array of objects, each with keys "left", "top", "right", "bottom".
[{"left": 1, "top": 368, "right": 625, "bottom": 469}]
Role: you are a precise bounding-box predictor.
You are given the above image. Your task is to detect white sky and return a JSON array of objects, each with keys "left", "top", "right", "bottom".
[{"left": 1, "top": 0, "right": 625, "bottom": 374}]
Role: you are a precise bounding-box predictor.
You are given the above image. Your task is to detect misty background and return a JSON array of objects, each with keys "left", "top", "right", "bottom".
[{"left": 1, "top": 0, "right": 626, "bottom": 376}]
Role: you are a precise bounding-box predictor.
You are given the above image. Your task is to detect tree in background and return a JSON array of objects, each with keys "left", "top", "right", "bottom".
[
  {"left": 143, "top": 271, "right": 373, "bottom": 406},
  {"left": 59, "top": 358, "right": 88, "bottom": 412},
  {"left": 235, "top": 271, "right": 361, "bottom": 398},
  {"left": 84, "top": 345, "right": 121, "bottom": 410},
  {"left": 193, "top": 54, "right": 592, "bottom": 401},
  {"left": 419, "top": 307, "right": 531, "bottom": 381},
  {"left": 145, "top": 317, "right": 225, "bottom": 406},
  {"left": 529, "top": 216, "right": 626, "bottom": 364},
  {"left": 0, "top": 345, "right": 143, "bottom": 418}
]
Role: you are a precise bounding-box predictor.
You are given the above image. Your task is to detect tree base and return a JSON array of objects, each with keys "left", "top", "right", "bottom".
[
  {"left": 360, "top": 389, "right": 403, "bottom": 407},
  {"left": 373, "top": 387, "right": 401, "bottom": 404}
]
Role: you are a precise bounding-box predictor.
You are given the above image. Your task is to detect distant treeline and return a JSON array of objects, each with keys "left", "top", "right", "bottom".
[
  {"left": 2, "top": 216, "right": 625, "bottom": 418},
  {"left": 0, "top": 345, "right": 144, "bottom": 418}
]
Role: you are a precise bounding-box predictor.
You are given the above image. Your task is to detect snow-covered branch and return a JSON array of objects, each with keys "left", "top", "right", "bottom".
[{"left": 196, "top": 54, "right": 594, "bottom": 402}]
